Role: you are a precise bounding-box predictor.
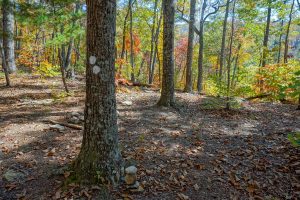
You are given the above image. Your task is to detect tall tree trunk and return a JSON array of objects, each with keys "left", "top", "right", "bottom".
[
  {"left": 231, "top": 43, "right": 241, "bottom": 88},
  {"left": 184, "top": 0, "right": 196, "bottom": 93},
  {"left": 149, "top": 6, "right": 162, "bottom": 84},
  {"left": 219, "top": 0, "right": 230, "bottom": 82},
  {"left": 65, "top": 38, "right": 74, "bottom": 79},
  {"left": 158, "top": 0, "right": 175, "bottom": 107},
  {"left": 284, "top": 0, "right": 295, "bottom": 64},
  {"left": 226, "top": 0, "right": 236, "bottom": 110},
  {"left": 58, "top": 48, "right": 69, "bottom": 93},
  {"left": 0, "top": 36, "right": 10, "bottom": 86},
  {"left": 261, "top": 1, "right": 272, "bottom": 68},
  {"left": 74, "top": 0, "right": 122, "bottom": 186},
  {"left": 149, "top": 0, "right": 158, "bottom": 84},
  {"left": 260, "top": 1, "right": 272, "bottom": 91},
  {"left": 2, "top": 0, "right": 16, "bottom": 73},
  {"left": 197, "top": 0, "right": 207, "bottom": 93},
  {"left": 129, "top": 0, "right": 135, "bottom": 82},
  {"left": 119, "top": 2, "right": 130, "bottom": 75},
  {"left": 277, "top": 19, "right": 284, "bottom": 63}
]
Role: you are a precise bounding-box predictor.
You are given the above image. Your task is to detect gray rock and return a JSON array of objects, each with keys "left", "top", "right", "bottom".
[
  {"left": 71, "top": 111, "right": 80, "bottom": 117},
  {"left": 125, "top": 166, "right": 137, "bottom": 185},
  {"left": 3, "top": 169, "right": 25, "bottom": 182},
  {"left": 127, "top": 181, "right": 140, "bottom": 189},
  {"left": 50, "top": 124, "right": 65, "bottom": 132},
  {"left": 69, "top": 116, "right": 80, "bottom": 124},
  {"left": 125, "top": 166, "right": 137, "bottom": 174},
  {"left": 79, "top": 115, "right": 84, "bottom": 121}
]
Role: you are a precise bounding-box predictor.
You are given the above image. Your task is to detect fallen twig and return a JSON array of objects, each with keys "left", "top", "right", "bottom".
[{"left": 42, "top": 119, "right": 83, "bottom": 130}]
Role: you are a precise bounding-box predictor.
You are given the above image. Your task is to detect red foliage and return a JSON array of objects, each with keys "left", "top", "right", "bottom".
[{"left": 175, "top": 37, "right": 188, "bottom": 68}]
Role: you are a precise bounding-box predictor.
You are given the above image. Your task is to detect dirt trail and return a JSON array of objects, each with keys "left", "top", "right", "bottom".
[{"left": 0, "top": 76, "right": 299, "bottom": 200}]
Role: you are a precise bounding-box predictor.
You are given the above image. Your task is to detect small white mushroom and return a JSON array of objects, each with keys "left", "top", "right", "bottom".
[
  {"left": 89, "top": 56, "right": 97, "bottom": 65},
  {"left": 92, "top": 65, "right": 101, "bottom": 74}
]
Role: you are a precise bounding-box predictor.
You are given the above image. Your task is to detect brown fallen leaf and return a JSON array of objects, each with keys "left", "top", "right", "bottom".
[{"left": 47, "top": 148, "right": 56, "bottom": 156}]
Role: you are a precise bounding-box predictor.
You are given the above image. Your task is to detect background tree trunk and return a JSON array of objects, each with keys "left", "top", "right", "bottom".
[
  {"left": 260, "top": 0, "right": 272, "bottom": 91},
  {"left": 119, "top": 1, "right": 130, "bottom": 75},
  {"left": 0, "top": 36, "right": 10, "bottom": 86},
  {"left": 2, "top": 0, "right": 16, "bottom": 73},
  {"left": 158, "top": 0, "right": 175, "bottom": 107},
  {"left": 74, "top": 0, "right": 122, "bottom": 186},
  {"left": 149, "top": 0, "right": 158, "bottom": 84},
  {"left": 226, "top": 0, "right": 236, "bottom": 110},
  {"left": 261, "top": 1, "right": 272, "bottom": 68},
  {"left": 219, "top": 0, "right": 230, "bottom": 82},
  {"left": 284, "top": 0, "right": 295, "bottom": 64},
  {"left": 129, "top": 0, "right": 135, "bottom": 82},
  {"left": 184, "top": 0, "right": 196, "bottom": 93},
  {"left": 277, "top": 19, "right": 284, "bottom": 64},
  {"left": 197, "top": 0, "right": 207, "bottom": 93}
]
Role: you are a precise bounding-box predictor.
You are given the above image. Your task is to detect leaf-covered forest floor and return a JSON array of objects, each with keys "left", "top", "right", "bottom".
[{"left": 0, "top": 75, "right": 299, "bottom": 200}]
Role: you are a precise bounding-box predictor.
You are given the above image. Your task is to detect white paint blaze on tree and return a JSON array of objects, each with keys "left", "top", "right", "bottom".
[
  {"left": 2, "top": 0, "right": 16, "bottom": 73},
  {"left": 74, "top": 0, "right": 123, "bottom": 186}
]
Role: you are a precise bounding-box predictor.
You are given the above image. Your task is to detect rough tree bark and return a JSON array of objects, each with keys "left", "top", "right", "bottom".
[
  {"left": 184, "top": 0, "right": 196, "bottom": 93},
  {"left": 284, "top": 0, "right": 295, "bottom": 64},
  {"left": 74, "top": 0, "right": 123, "bottom": 186},
  {"left": 2, "top": 0, "right": 16, "bottom": 73},
  {"left": 158, "top": 0, "right": 175, "bottom": 107}
]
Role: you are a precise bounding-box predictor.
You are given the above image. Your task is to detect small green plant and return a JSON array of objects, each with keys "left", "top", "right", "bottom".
[{"left": 288, "top": 132, "right": 300, "bottom": 147}]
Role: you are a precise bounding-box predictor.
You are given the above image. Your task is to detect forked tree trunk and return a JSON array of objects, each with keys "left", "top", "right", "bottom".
[
  {"left": 74, "top": 0, "right": 122, "bottom": 186},
  {"left": 2, "top": 0, "right": 16, "bottom": 73},
  {"left": 184, "top": 0, "right": 196, "bottom": 93},
  {"left": 158, "top": 0, "right": 175, "bottom": 107}
]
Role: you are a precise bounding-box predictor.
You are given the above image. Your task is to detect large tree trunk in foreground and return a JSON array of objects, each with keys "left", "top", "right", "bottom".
[
  {"left": 2, "top": 0, "right": 16, "bottom": 73},
  {"left": 158, "top": 0, "right": 175, "bottom": 107},
  {"left": 74, "top": 0, "right": 122, "bottom": 186},
  {"left": 184, "top": 0, "right": 196, "bottom": 93}
]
